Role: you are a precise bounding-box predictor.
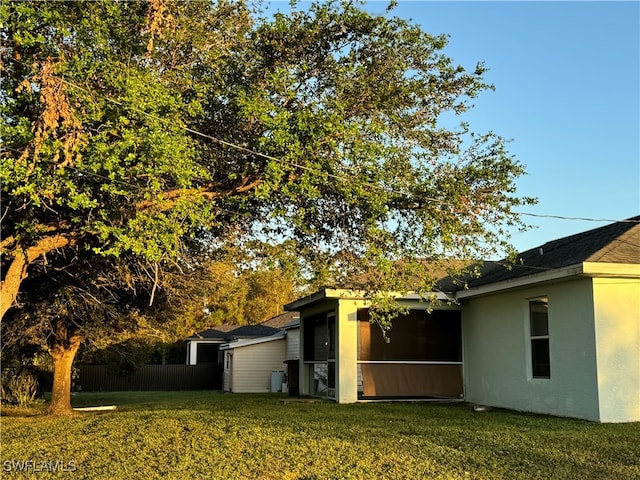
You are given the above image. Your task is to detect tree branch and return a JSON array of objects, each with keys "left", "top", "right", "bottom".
[
  {"left": 134, "top": 177, "right": 263, "bottom": 211},
  {"left": 0, "top": 233, "right": 79, "bottom": 321}
]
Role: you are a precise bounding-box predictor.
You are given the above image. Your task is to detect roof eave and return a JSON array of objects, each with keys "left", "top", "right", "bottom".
[
  {"left": 582, "top": 262, "right": 640, "bottom": 278},
  {"left": 219, "top": 331, "right": 286, "bottom": 350},
  {"left": 456, "top": 261, "right": 640, "bottom": 299},
  {"left": 284, "top": 288, "right": 453, "bottom": 311},
  {"left": 455, "top": 263, "right": 585, "bottom": 299}
]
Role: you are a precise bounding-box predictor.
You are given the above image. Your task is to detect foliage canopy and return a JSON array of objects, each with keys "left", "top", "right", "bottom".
[
  {"left": 1, "top": 0, "right": 537, "bottom": 402},
  {"left": 1, "top": 0, "right": 534, "bottom": 413},
  {"left": 2, "top": 1, "right": 532, "bottom": 323}
]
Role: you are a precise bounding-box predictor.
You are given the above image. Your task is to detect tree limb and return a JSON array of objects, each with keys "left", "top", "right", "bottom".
[
  {"left": 0, "top": 233, "right": 78, "bottom": 321},
  {"left": 134, "top": 177, "right": 263, "bottom": 211}
]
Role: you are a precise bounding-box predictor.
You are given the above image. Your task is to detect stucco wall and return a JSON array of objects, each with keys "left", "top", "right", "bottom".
[
  {"left": 592, "top": 278, "right": 640, "bottom": 422},
  {"left": 226, "top": 340, "right": 286, "bottom": 393},
  {"left": 336, "top": 299, "right": 367, "bottom": 403},
  {"left": 463, "top": 277, "right": 601, "bottom": 421},
  {"left": 296, "top": 298, "right": 366, "bottom": 402}
]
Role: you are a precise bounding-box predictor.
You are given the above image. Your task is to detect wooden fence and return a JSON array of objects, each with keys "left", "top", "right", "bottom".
[{"left": 71, "top": 364, "right": 223, "bottom": 392}]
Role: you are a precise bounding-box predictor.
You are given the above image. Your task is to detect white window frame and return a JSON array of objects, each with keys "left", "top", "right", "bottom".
[{"left": 528, "top": 297, "right": 550, "bottom": 380}]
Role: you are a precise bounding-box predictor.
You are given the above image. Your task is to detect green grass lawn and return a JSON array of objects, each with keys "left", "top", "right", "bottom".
[{"left": 1, "top": 391, "right": 638, "bottom": 479}]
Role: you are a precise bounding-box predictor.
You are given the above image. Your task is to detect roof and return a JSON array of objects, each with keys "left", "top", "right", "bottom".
[
  {"left": 458, "top": 216, "right": 640, "bottom": 290},
  {"left": 219, "top": 330, "right": 286, "bottom": 350},
  {"left": 259, "top": 311, "right": 300, "bottom": 328},
  {"left": 281, "top": 318, "right": 300, "bottom": 329},
  {"left": 188, "top": 320, "right": 290, "bottom": 342},
  {"left": 186, "top": 328, "right": 229, "bottom": 341},
  {"left": 225, "top": 324, "right": 282, "bottom": 339},
  {"left": 285, "top": 217, "right": 640, "bottom": 309}
]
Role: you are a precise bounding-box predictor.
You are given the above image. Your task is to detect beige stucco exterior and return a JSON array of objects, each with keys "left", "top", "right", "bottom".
[
  {"left": 335, "top": 298, "right": 365, "bottom": 403},
  {"left": 288, "top": 263, "right": 639, "bottom": 422},
  {"left": 592, "top": 277, "right": 640, "bottom": 422},
  {"left": 462, "top": 274, "right": 640, "bottom": 422}
]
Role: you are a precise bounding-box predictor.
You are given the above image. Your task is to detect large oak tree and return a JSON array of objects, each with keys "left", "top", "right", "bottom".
[{"left": 1, "top": 0, "right": 532, "bottom": 413}]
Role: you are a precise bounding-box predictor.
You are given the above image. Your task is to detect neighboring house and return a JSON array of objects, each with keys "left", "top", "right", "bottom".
[
  {"left": 187, "top": 312, "right": 301, "bottom": 393},
  {"left": 220, "top": 316, "right": 301, "bottom": 394},
  {"left": 186, "top": 324, "right": 282, "bottom": 366},
  {"left": 221, "top": 331, "right": 287, "bottom": 393},
  {"left": 285, "top": 218, "right": 640, "bottom": 422},
  {"left": 283, "top": 318, "right": 300, "bottom": 363},
  {"left": 185, "top": 326, "right": 234, "bottom": 366}
]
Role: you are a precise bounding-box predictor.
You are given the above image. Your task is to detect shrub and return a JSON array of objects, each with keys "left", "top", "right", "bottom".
[{"left": 1, "top": 367, "right": 42, "bottom": 407}]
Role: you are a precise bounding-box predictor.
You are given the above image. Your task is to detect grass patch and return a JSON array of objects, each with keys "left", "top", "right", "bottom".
[{"left": 1, "top": 391, "right": 638, "bottom": 479}]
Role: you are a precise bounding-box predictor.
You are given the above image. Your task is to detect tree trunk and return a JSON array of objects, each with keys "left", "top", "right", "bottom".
[{"left": 48, "top": 335, "right": 81, "bottom": 416}]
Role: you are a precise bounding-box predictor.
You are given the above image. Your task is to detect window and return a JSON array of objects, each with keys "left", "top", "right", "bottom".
[{"left": 529, "top": 299, "right": 550, "bottom": 378}]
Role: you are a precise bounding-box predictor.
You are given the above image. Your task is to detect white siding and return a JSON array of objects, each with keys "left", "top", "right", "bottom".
[
  {"left": 285, "top": 328, "right": 300, "bottom": 360},
  {"left": 229, "top": 339, "right": 286, "bottom": 393},
  {"left": 463, "top": 277, "right": 601, "bottom": 421}
]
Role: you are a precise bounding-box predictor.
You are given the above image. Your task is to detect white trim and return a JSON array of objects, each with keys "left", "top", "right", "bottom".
[
  {"left": 285, "top": 287, "right": 453, "bottom": 310},
  {"left": 457, "top": 262, "right": 640, "bottom": 300},
  {"left": 357, "top": 361, "right": 462, "bottom": 365},
  {"left": 187, "top": 338, "right": 226, "bottom": 344},
  {"left": 219, "top": 331, "right": 286, "bottom": 351},
  {"left": 582, "top": 262, "right": 640, "bottom": 277},
  {"left": 456, "top": 264, "right": 585, "bottom": 299}
]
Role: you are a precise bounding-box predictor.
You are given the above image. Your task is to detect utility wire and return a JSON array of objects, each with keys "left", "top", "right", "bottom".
[
  {"left": 3, "top": 56, "right": 638, "bottom": 225},
  {"left": 64, "top": 75, "right": 640, "bottom": 225}
]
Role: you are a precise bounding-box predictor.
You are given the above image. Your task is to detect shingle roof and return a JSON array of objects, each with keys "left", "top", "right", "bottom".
[
  {"left": 189, "top": 324, "right": 283, "bottom": 341},
  {"left": 449, "top": 216, "right": 640, "bottom": 290},
  {"left": 226, "top": 324, "right": 282, "bottom": 339},
  {"left": 187, "top": 313, "right": 300, "bottom": 341},
  {"left": 259, "top": 311, "right": 300, "bottom": 328},
  {"left": 186, "top": 328, "right": 229, "bottom": 340}
]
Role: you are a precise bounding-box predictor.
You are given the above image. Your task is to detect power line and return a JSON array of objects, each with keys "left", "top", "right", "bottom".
[
  {"left": 3, "top": 56, "right": 638, "bottom": 226},
  {"left": 65, "top": 76, "right": 640, "bottom": 225},
  {"left": 516, "top": 212, "right": 639, "bottom": 224}
]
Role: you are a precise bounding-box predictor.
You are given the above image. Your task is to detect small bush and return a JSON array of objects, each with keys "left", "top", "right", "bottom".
[{"left": 1, "top": 367, "right": 42, "bottom": 407}]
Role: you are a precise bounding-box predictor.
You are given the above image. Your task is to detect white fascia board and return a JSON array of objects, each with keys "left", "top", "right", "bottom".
[
  {"left": 219, "top": 331, "right": 286, "bottom": 351},
  {"left": 455, "top": 264, "right": 585, "bottom": 299},
  {"left": 396, "top": 291, "right": 455, "bottom": 302},
  {"left": 187, "top": 338, "right": 226, "bottom": 345},
  {"left": 284, "top": 288, "right": 330, "bottom": 310},
  {"left": 285, "top": 288, "right": 453, "bottom": 311},
  {"left": 284, "top": 288, "right": 369, "bottom": 310},
  {"left": 582, "top": 262, "right": 640, "bottom": 277}
]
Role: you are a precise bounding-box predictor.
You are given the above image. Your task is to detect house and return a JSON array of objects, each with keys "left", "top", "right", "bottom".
[
  {"left": 185, "top": 326, "right": 234, "bottom": 366},
  {"left": 220, "top": 331, "right": 287, "bottom": 393},
  {"left": 186, "top": 324, "right": 283, "bottom": 366},
  {"left": 220, "top": 317, "right": 301, "bottom": 394},
  {"left": 187, "top": 313, "right": 301, "bottom": 393},
  {"left": 285, "top": 217, "right": 640, "bottom": 422}
]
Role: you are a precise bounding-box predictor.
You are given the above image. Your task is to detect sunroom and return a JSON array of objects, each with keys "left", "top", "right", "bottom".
[{"left": 285, "top": 288, "right": 463, "bottom": 403}]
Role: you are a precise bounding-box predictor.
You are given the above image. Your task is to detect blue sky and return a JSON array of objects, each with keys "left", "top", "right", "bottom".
[{"left": 267, "top": 1, "right": 640, "bottom": 253}]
